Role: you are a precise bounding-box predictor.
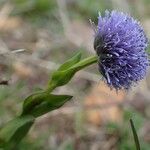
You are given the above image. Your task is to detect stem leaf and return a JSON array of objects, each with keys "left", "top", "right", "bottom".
[
  {"left": 58, "top": 52, "right": 82, "bottom": 71},
  {"left": 49, "top": 55, "right": 97, "bottom": 88},
  {"left": 22, "top": 92, "right": 72, "bottom": 117},
  {"left": 30, "top": 94, "right": 73, "bottom": 117},
  {"left": 0, "top": 115, "right": 34, "bottom": 149}
]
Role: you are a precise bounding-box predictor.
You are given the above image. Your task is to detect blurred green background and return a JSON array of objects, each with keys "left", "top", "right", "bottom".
[{"left": 0, "top": 0, "right": 150, "bottom": 150}]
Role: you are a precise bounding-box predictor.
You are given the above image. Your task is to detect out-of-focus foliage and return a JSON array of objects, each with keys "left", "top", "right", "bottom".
[
  {"left": 72, "top": 0, "right": 112, "bottom": 21},
  {"left": 12, "top": 0, "right": 56, "bottom": 15}
]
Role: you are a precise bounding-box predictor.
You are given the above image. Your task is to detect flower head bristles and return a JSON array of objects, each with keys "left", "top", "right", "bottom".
[{"left": 94, "top": 10, "right": 149, "bottom": 90}]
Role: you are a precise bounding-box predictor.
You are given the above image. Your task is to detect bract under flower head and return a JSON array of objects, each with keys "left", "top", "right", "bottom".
[{"left": 94, "top": 10, "right": 149, "bottom": 90}]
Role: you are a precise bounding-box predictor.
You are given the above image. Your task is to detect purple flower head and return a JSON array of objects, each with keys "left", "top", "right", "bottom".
[{"left": 94, "top": 10, "right": 149, "bottom": 90}]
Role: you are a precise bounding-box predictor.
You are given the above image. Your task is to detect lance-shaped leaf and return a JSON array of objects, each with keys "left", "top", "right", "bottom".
[
  {"left": 22, "top": 91, "right": 48, "bottom": 115},
  {"left": 48, "top": 55, "right": 97, "bottom": 88},
  {"left": 58, "top": 52, "right": 81, "bottom": 71},
  {"left": 0, "top": 115, "right": 34, "bottom": 149},
  {"left": 28, "top": 94, "right": 73, "bottom": 117},
  {"left": 22, "top": 92, "right": 72, "bottom": 117}
]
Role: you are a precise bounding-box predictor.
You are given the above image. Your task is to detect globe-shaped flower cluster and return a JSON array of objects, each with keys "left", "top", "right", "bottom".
[{"left": 94, "top": 10, "right": 149, "bottom": 90}]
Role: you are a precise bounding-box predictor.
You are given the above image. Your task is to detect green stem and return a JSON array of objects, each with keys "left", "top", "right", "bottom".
[
  {"left": 46, "top": 81, "right": 57, "bottom": 93},
  {"left": 130, "top": 119, "right": 141, "bottom": 150},
  {"left": 71, "top": 55, "right": 98, "bottom": 71},
  {"left": 46, "top": 55, "right": 98, "bottom": 92}
]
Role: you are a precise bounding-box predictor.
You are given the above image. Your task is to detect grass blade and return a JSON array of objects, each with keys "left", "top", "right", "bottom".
[{"left": 130, "top": 119, "right": 141, "bottom": 150}]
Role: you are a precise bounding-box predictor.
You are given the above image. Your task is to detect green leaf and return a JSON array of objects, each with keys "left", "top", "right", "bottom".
[
  {"left": 48, "top": 55, "right": 97, "bottom": 89},
  {"left": 22, "top": 92, "right": 72, "bottom": 117},
  {"left": 58, "top": 52, "right": 81, "bottom": 71},
  {"left": 49, "top": 69, "right": 76, "bottom": 88},
  {"left": 22, "top": 91, "right": 47, "bottom": 115},
  {"left": 0, "top": 115, "right": 34, "bottom": 149},
  {"left": 29, "top": 94, "right": 73, "bottom": 117},
  {"left": 130, "top": 119, "right": 141, "bottom": 150}
]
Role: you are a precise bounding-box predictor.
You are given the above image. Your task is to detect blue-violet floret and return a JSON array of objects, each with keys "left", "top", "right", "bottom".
[{"left": 94, "top": 10, "right": 149, "bottom": 90}]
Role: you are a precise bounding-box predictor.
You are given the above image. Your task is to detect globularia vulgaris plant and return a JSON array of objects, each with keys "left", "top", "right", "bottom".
[{"left": 0, "top": 10, "right": 149, "bottom": 149}]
